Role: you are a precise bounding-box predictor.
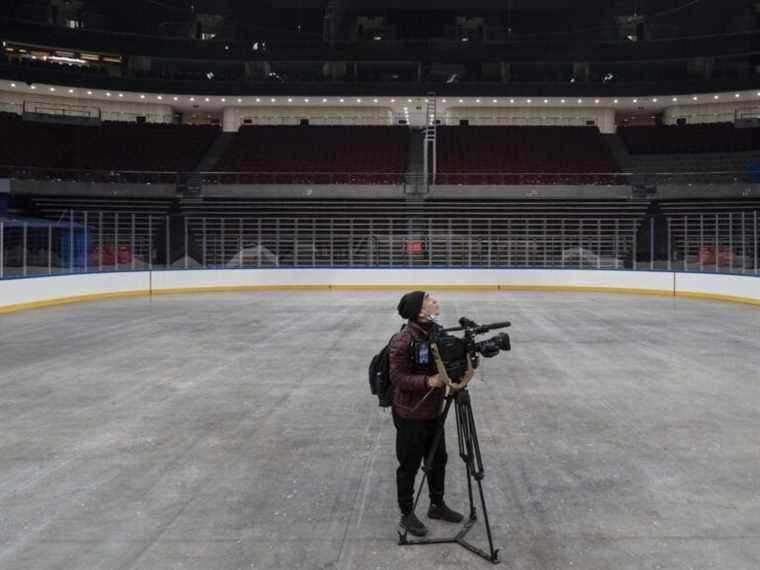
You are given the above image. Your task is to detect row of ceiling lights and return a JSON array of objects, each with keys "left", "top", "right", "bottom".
[{"left": 6, "top": 83, "right": 760, "bottom": 104}]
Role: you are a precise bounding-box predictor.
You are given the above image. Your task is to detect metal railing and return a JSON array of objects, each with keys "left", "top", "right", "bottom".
[
  {"left": 2, "top": 211, "right": 757, "bottom": 279},
  {"left": 2, "top": 166, "right": 758, "bottom": 187}
]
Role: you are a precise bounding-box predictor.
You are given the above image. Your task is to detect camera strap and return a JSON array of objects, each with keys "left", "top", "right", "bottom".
[{"left": 431, "top": 342, "right": 475, "bottom": 391}]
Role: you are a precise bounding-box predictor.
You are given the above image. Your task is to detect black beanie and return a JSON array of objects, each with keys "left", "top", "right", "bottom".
[{"left": 397, "top": 290, "right": 426, "bottom": 320}]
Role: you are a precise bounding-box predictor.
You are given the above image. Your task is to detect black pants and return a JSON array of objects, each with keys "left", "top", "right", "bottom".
[{"left": 393, "top": 412, "right": 447, "bottom": 515}]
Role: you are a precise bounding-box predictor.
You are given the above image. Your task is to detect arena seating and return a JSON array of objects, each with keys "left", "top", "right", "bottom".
[
  {"left": 212, "top": 125, "right": 409, "bottom": 184},
  {"left": 435, "top": 126, "right": 622, "bottom": 184},
  {"left": 619, "top": 123, "right": 760, "bottom": 154},
  {"left": 0, "top": 113, "right": 219, "bottom": 177}
]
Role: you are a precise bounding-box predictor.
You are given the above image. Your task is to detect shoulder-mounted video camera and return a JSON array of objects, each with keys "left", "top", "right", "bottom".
[{"left": 412, "top": 318, "right": 511, "bottom": 388}]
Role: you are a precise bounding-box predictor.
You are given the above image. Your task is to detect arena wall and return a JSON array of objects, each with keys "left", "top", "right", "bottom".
[{"left": 2, "top": 269, "right": 759, "bottom": 314}]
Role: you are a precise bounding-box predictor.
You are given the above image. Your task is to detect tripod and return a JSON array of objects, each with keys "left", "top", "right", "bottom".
[{"left": 397, "top": 388, "right": 500, "bottom": 564}]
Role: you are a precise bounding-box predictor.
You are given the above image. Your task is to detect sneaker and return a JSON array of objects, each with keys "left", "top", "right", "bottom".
[
  {"left": 428, "top": 501, "right": 464, "bottom": 523},
  {"left": 399, "top": 512, "right": 429, "bottom": 537}
]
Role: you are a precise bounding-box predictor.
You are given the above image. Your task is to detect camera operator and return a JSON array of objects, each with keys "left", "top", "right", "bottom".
[{"left": 389, "top": 291, "right": 464, "bottom": 537}]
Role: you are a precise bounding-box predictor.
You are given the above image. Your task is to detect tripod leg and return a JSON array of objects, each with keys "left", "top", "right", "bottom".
[
  {"left": 458, "top": 390, "right": 500, "bottom": 562},
  {"left": 455, "top": 396, "right": 478, "bottom": 520},
  {"left": 476, "top": 477, "right": 499, "bottom": 561}
]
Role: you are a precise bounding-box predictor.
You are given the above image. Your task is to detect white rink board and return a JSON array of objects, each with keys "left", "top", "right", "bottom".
[
  {"left": 0, "top": 272, "right": 150, "bottom": 312},
  {"left": 3, "top": 269, "right": 760, "bottom": 313},
  {"left": 675, "top": 272, "right": 760, "bottom": 302},
  {"left": 150, "top": 268, "right": 675, "bottom": 292}
]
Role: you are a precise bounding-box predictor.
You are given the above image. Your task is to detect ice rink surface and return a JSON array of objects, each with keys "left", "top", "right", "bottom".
[{"left": 1, "top": 290, "right": 759, "bottom": 569}]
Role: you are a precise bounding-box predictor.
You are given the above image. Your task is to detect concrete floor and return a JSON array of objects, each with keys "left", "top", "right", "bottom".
[{"left": 0, "top": 290, "right": 759, "bottom": 570}]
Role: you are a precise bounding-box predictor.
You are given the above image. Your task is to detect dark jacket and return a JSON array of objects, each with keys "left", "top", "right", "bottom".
[{"left": 389, "top": 320, "right": 445, "bottom": 420}]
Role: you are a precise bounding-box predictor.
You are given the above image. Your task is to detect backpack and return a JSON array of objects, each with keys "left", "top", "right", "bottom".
[{"left": 368, "top": 325, "right": 405, "bottom": 408}]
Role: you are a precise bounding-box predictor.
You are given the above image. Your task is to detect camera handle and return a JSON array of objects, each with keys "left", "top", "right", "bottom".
[
  {"left": 430, "top": 342, "right": 475, "bottom": 391},
  {"left": 408, "top": 342, "right": 475, "bottom": 415}
]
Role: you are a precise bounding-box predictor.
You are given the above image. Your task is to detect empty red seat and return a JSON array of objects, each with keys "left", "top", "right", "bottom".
[{"left": 435, "top": 126, "right": 620, "bottom": 185}]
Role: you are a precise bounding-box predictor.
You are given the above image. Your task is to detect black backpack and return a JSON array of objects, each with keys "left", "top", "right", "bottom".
[{"left": 369, "top": 326, "right": 405, "bottom": 408}]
